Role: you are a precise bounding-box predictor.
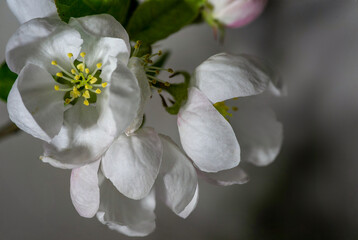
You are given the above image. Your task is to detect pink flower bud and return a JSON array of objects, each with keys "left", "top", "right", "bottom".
[{"left": 208, "top": 0, "right": 268, "bottom": 28}]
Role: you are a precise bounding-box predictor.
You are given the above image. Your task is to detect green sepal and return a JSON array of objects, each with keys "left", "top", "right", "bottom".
[
  {"left": 55, "top": 0, "right": 131, "bottom": 24},
  {"left": 127, "top": 0, "right": 206, "bottom": 44},
  {"left": 0, "top": 62, "right": 17, "bottom": 102}
]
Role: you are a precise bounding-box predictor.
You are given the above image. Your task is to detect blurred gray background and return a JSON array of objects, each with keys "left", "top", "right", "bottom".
[{"left": 1, "top": 0, "right": 358, "bottom": 239}]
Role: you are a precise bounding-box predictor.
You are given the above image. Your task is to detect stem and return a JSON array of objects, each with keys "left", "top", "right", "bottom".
[{"left": 0, "top": 122, "right": 20, "bottom": 142}]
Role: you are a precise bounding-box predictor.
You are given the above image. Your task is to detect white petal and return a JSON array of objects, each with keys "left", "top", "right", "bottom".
[
  {"left": 194, "top": 53, "right": 271, "bottom": 103},
  {"left": 104, "top": 59, "right": 142, "bottom": 137},
  {"left": 6, "top": 0, "right": 57, "bottom": 24},
  {"left": 69, "top": 14, "right": 130, "bottom": 57},
  {"left": 199, "top": 167, "right": 249, "bottom": 186},
  {"left": 178, "top": 185, "right": 199, "bottom": 219},
  {"left": 6, "top": 18, "right": 83, "bottom": 74},
  {"left": 232, "top": 98, "right": 283, "bottom": 166},
  {"left": 70, "top": 161, "right": 100, "bottom": 218},
  {"left": 102, "top": 128, "right": 162, "bottom": 200},
  {"left": 69, "top": 18, "right": 129, "bottom": 67},
  {"left": 7, "top": 64, "right": 66, "bottom": 142},
  {"left": 97, "top": 177, "right": 156, "bottom": 237},
  {"left": 156, "top": 135, "right": 198, "bottom": 216},
  {"left": 239, "top": 54, "right": 286, "bottom": 96},
  {"left": 41, "top": 102, "right": 116, "bottom": 169},
  {"left": 178, "top": 87, "right": 240, "bottom": 172},
  {"left": 126, "top": 57, "right": 151, "bottom": 134}
]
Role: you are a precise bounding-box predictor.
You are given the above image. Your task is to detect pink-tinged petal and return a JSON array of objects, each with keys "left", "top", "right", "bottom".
[
  {"left": 210, "top": 0, "right": 267, "bottom": 28},
  {"left": 198, "top": 167, "right": 249, "bottom": 186},
  {"left": 156, "top": 135, "right": 198, "bottom": 217},
  {"left": 6, "top": 18, "right": 82, "bottom": 74},
  {"left": 102, "top": 128, "right": 162, "bottom": 200},
  {"left": 70, "top": 161, "right": 100, "bottom": 218},
  {"left": 97, "top": 177, "right": 156, "bottom": 237},
  {"left": 6, "top": 0, "right": 57, "bottom": 24},
  {"left": 194, "top": 53, "right": 270, "bottom": 103},
  {"left": 178, "top": 87, "right": 240, "bottom": 172},
  {"left": 232, "top": 98, "right": 283, "bottom": 166},
  {"left": 7, "top": 64, "right": 66, "bottom": 142}
]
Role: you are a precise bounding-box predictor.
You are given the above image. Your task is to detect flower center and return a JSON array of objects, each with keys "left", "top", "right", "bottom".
[{"left": 51, "top": 52, "right": 107, "bottom": 106}]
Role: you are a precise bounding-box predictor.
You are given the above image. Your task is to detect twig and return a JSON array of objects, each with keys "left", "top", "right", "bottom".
[{"left": 0, "top": 122, "right": 20, "bottom": 142}]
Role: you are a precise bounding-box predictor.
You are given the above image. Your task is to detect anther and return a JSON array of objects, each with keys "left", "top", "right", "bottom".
[
  {"left": 83, "top": 100, "right": 89, "bottom": 106},
  {"left": 51, "top": 61, "right": 58, "bottom": 66},
  {"left": 56, "top": 72, "right": 64, "bottom": 77},
  {"left": 96, "top": 63, "right": 102, "bottom": 69},
  {"left": 65, "top": 98, "right": 72, "bottom": 104},
  {"left": 90, "top": 77, "right": 98, "bottom": 84},
  {"left": 157, "top": 89, "right": 163, "bottom": 93},
  {"left": 232, "top": 107, "right": 238, "bottom": 111},
  {"left": 80, "top": 52, "right": 86, "bottom": 58},
  {"left": 82, "top": 90, "right": 90, "bottom": 99},
  {"left": 67, "top": 53, "right": 73, "bottom": 58},
  {"left": 168, "top": 68, "right": 174, "bottom": 73},
  {"left": 101, "top": 82, "right": 108, "bottom": 88},
  {"left": 54, "top": 85, "right": 60, "bottom": 91},
  {"left": 95, "top": 89, "right": 101, "bottom": 94},
  {"left": 77, "top": 63, "right": 85, "bottom": 72},
  {"left": 71, "top": 69, "right": 76, "bottom": 74},
  {"left": 164, "top": 82, "right": 170, "bottom": 87}
]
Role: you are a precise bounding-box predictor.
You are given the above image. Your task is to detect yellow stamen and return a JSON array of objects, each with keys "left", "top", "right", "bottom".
[
  {"left": 90, "top": 77, "right": 98, "bottom": 84},
  {"left": 74, "top": 75, "right": 80, "bottom": 81},
  {"left": 56, "top": 72, "right": 63, "bottom": 77},
  {"left": 96, "top": 63, "right": 102, "bottom": 69},
  {"left": 51, "top": 61, "right": 57, "bottom": 66},
  {"left": 164, "top": 82, "right": 170, "bottom": 87},
  {"left": 95, "top": 89, "right": 101, "bottom": 94},
  {"left": 82, "top": 90, "right": 90, "bottom": 99},
  {"left": 85, "top": 68, "right": 90, "bottom": 74},
  {"left": 83, "top": 100, "right": 89, "bottom": 106},
  {"left": 54, "top": 85, "right": 60, "bottom": 91},
  {"left": 77, "top": 63, "right": 84, "bottom": 72},
  {"left": 67, "top": 53, "right": 73, "bottom": 58},
  {"left": 85, "top": 84, "right": 92, "bottom": 90},
  {"left": 71, "top": 69, "right": 76, "bottom": 74},
  {"left": 101, "top": 82, "right": 107, "bottom": 88},
  {"left": 80, "top": 52, "right": 86, "bottom": 58},
  {"left": 65, "top": 98, "right": 72, "bottom": 104},
  {"left": 232, "top": 106, "right": 238, "bottom": 111}
]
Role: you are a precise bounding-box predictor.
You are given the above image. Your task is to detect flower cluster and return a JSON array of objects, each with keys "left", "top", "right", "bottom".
[{"left": 4, "top": 0, "right": 282, "bottom": 237}]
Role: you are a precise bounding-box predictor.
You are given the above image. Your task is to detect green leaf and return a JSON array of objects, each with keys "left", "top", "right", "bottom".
[
  {"left": 127, "top": 0, "right": 205, "bottom": 44},
  {"left": 55, "top": 0, "right": 131, "bottom": 24},
  {"left": 154, "top": 71, "right": 190, "bottom": 115},
  {"left": 0, "top": 62, "right": 17, "bottom": 102}
]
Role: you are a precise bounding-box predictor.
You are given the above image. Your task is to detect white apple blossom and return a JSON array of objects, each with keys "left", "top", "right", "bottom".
[
  {"left": 207, "top": 0, "right": 267, "bottom": 28},
  {"left": 6, "top": 14, "right": 142, "bottom": 168},
  {"left": 177, "top": 53, "right": 283, "bottom": 184},
  {"left": 70, "top": 62, "right": 198, "bottom": 236}
]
